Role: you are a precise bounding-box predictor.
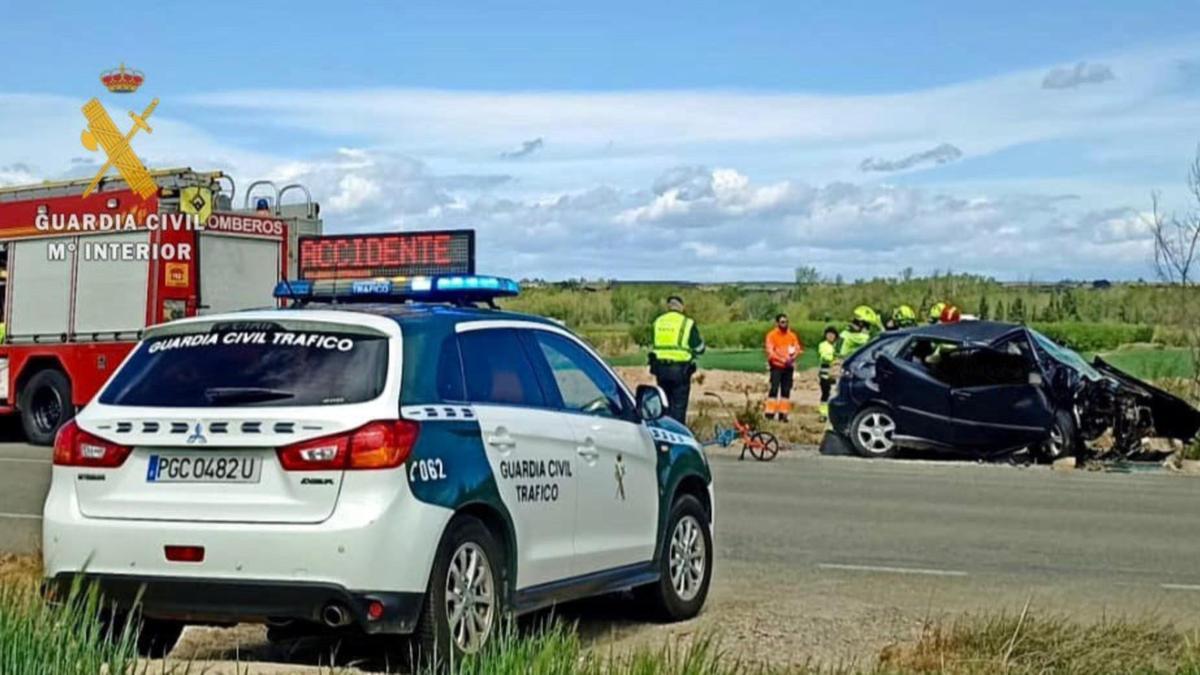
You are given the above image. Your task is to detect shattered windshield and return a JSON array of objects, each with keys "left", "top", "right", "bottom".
[{"left": 1029, "top": 330, "right": 1103, "bottom": 381}]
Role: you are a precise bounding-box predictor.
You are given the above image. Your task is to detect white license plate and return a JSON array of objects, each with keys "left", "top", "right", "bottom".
[{"left": 147, "top": 454, "right": 262, "bottom": 483}]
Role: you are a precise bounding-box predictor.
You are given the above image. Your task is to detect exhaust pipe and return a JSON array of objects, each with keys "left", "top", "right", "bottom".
[{"left": 322, "top": 603, "right": 352, "bottom": 628}]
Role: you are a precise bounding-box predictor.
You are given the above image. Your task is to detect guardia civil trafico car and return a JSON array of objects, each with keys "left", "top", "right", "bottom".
[{"left": 42, "top": 231, "right": 714, "bottom": 662}]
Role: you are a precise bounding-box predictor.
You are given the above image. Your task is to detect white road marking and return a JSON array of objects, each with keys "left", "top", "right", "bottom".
[
  {"left": 0, "top": 512, "right": 41, "bottom": 520},
  {"left": 1160, "top": 583, "right": 1200, "bottom": 592},
  {"left": 818, "top": 562, "right": 968, "bottom": 577}
]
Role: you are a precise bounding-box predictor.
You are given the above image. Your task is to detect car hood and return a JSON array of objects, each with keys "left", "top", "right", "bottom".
[{"left": 1092, "top": 357, "right": 1200, "bottom": 441}]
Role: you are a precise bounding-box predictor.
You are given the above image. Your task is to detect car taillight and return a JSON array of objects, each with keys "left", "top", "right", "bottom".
[
  {"left": 52, "top": 420, "right": 132, "bottom": 468},
  {"left": 277, "top": 420, "right": 419, "bottom": 471}
]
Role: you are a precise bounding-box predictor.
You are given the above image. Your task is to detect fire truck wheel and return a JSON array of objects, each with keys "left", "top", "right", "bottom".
[{"left": 20, "top": 369, "right": 74, "bottom": 446}]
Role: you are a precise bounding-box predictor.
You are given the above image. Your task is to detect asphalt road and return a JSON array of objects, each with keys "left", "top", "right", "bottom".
[
  {"left": 0, "top": 443, "right": 50, "bottom": 555},
  {"left": 3, "top": 442, "right": 1199, "bottom": 664}
]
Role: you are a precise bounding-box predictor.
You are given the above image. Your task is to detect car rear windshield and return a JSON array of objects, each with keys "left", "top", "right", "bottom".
[{"left": 99, "top": 322, "right": 389, "bottom": 407}]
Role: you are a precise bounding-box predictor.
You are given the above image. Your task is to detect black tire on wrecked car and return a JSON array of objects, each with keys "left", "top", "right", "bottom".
[
  {"left": 1040, "top": 409, "right": 1078, "bottom": 461},
  {"left": 848, "top": 406, "right": 899, "bottom": 458}
]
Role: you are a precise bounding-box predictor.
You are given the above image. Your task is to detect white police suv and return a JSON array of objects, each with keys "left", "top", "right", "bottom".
[{"left": 42, "top": 232, "right": 714, "bottom": 661}]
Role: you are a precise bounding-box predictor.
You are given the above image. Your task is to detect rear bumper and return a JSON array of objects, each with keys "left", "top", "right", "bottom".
[
  {"left": 827, "top": 396, "right": 856, "bottom": 435},
  {"left": 44, "top": 573, "right": 424, "bottom": 635},
  {"left": 42, "top": 467, "right": 453, "bottom": 597}
]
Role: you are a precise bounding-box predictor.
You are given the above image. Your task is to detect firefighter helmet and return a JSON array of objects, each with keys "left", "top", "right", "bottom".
[
  {"left": 928, "top": 302, "right": 947, "bottom": 323},
  {"left": 892, "top": 304, "right": 917, "bottom": 327},
  {"left": 939, "top": 304, "right": 962, "bottom": 323},
  {"left": 852, "top": 305, "right": 881, "bottom": 329}
]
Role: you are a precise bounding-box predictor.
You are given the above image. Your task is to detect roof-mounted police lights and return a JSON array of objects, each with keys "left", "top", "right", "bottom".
[
  {"left": 274, "top": 274, "right": 520, "bottom": 304},
  {"left": 278, "top": 229, "right": 516, "bottom": 304}
]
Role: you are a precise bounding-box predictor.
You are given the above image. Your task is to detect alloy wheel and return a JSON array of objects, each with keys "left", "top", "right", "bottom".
[
  {"left": 444, "top": 542, "right": 495, "bottom": 654},
  {"left": 669, "top": 515, "right": 706, "bottom": 602},
  {"left": 856, "top": 412, "right": 896, "bottom": 455}
]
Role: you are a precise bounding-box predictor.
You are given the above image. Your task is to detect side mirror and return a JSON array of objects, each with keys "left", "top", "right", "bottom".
[
  {"left": 1028, "top": 371, "right": 1043, "bottom": 386},
  {"left": 636, "top": 384, "right": 667, "bottom": 421}
]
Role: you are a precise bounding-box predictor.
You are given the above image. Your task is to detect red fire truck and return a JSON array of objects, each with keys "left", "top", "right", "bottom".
[{"left": 0, "top": 168, "right": 322, "bottom": 444}]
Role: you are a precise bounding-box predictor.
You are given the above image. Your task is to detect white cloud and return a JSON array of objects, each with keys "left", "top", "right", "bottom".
[
  {"left": 0, "top": 162, "right": 37, "bottom": 186},
  {"left": 860, "top": 143, "right": 963, "bottom": 172},
  {"left": 1, "top": 41, "right": 1194, "bottom": 281},
  {"left": 1042, "top": 62, "right": 1116, "bottom": 89},
  {"left": 327, "top": 173, "right": 382, "bottom": 213},
  {"left": 500, "top": 137, "right": 544, "bottom": 159}
]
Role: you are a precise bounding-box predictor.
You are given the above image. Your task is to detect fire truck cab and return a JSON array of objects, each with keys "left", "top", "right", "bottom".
[{"left": 0, "top": 168, "right": 322, "bottom": 444}]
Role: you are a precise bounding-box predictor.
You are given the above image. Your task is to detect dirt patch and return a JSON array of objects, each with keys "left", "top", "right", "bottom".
[
  {"left": 0, "top": 553, "right": 39, "bottom": 584},
  {"left": 614, "top": 367, "right": 827, "bottom": 446}
]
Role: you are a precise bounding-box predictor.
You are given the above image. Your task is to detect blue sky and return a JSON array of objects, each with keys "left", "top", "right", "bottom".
[{"left": 2, "top": 1, "right": 1199, "bottom": 280}]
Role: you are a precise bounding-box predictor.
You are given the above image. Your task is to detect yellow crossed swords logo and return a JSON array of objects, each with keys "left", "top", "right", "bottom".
[{"left": 79, "top": 97, "right": 159, "bottom": 199}]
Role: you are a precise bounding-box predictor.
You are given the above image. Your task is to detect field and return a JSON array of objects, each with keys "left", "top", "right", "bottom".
[
  {"left": 504, "top": 277, "right": 1198, "bottom": 398},
  {"left": 607, "top": 348, "right": 819, "bottom": 373},
  {"left": 1095, "top": 347, "right": 1198, "bottom": 380},
  {"left": 609, "top": 346, "right": 1196, "bottom": 381}
]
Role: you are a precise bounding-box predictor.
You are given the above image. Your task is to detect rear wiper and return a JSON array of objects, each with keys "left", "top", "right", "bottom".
[{"left": 203, "top": 387, "right": 296, "bottom": 404}]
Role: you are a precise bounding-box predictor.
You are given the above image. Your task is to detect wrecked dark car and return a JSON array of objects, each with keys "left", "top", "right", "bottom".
[{"left": 827, "top": 321, "right": 1200, "bottom": 460}]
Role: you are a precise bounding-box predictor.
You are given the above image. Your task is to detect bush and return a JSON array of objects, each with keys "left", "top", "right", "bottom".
[
  {"left": 575, "top": 325, "right": 638, "bottom": 355},
  {"left": 697, "top": 320, "right": 829, "bottom": 350}
]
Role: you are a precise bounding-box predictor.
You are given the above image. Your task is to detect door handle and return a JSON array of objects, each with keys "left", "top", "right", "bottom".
[
  {"left": 576, "top": 440, "right": 600, "bottom": 461},
  {"left": 952, "top": 390, "right": 973, "bottom": 400},
  {"left": 485, "top": 431, "right": 516, "bottom": 449}
]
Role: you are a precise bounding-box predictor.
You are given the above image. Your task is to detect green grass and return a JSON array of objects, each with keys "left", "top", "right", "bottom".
[
  {"left": 4, "top": 570, "right": 1200, "bottom": 675},
  {"left": 608, "top": 346, "right": 1198, "bottom": 381},
  {"left": 608, "top": 348, "right": 820, "bottom": 373},
  {"left": 880, "top": 608, "right": 1200, "bottom": 675},
  {"left": 0, "top": 577, "right": 142, "bottom": 675},
  {"left": 1094, "top": 347, "right": 1197, "bottom": 380}
]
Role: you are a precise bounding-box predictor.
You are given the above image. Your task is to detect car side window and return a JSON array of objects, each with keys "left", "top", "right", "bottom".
[
  {"left": 436, "top": 334, "right": 467, "bottom": 402},
  {"left": 899, "top": 339, "right": 957, "bottom": 370},
  {"left": 458, "top": 328, "right": 547, "bottom": 408},
  {"left": 930, "top": 348, "right": 1031, "bottom": 388},
  {"left": 529, "top": 331, "right": 632, "bottom": 420}
]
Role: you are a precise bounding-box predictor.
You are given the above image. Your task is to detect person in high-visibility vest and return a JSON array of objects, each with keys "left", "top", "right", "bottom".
[
  {"left": 649, "top": 296, "right": 705, "bottom": 423},
  {"left": 818, "top": 325, "right": 838, "bottom": 421},
  {"left": 839, "top": 305, "right": 878, "bottom": 357},
  {"left": 763, "top": 313, "right": 803, "bottom": 422}
]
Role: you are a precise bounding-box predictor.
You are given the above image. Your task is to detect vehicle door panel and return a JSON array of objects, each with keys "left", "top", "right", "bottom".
[
  {"left": 876, "top": 353, "right": 954, "bottom": 447},
  {"left": 457, "top": 327, "right": 578, "bottom": 590},
  {"left": 520, "top": 329, "right": 658, "bottom": 577},
  {"left": 951, "top": 385, "right": 1053, "bottom": 450},
  {"left": 945, "top": 346, "right": 1053, "bottom": 450},
  {"left": 471, "top": 404, "right": 580, "bottom": 589}
]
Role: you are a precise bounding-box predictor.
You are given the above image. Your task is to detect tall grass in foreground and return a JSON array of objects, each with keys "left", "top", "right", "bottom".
[
  {"left": 0, "top": 576, "right": 141, "bottom": 675},
  {"left": 3, "top": 557, "right": 1200, "bottom": 675},
  {"left": 442, "top": 622, "right": 792, "bottom": 675},
  {"left": 880, "top": 608, "right": 1200, "bottom": 675}
]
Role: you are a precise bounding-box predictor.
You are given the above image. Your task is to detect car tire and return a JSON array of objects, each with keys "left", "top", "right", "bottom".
[
  {"left": 1040, "top": 409, "right": 1078, "bottom": 461},
  {"left": 100, "top": 612, "right": 184, "bottom": 658},
  {"left": 414, "top": 515, "right": 505, "bottom": 667},
  {"left": 19, "top": 369, "right": 73, "bottom": 446},
  {"left": 848, "top": 406, "right": 899, "bottom": 458},
  {"left": 635, "top": 494, "right": 713, "bottom": 622}
]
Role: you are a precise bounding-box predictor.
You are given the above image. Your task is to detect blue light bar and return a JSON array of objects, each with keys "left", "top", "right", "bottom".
[{"left": 274, "top": 274, "right": 520, "bottom": 304}]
